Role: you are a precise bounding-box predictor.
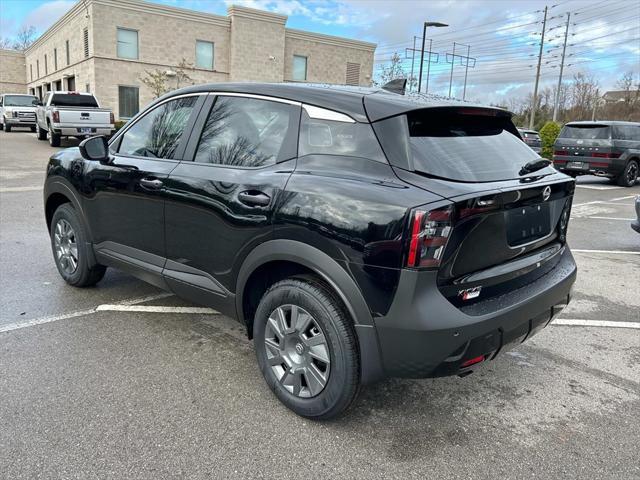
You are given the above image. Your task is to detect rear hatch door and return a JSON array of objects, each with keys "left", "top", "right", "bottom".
[{"left": 554, "top": 124, "right": 615, "bottom": 169}]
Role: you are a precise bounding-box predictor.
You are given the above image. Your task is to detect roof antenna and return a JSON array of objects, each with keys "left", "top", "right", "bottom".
[{"left": 381, "top": 78, "right": 407, "bottom": 95}]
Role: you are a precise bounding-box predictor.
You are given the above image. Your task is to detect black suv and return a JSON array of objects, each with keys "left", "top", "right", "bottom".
[
  {"left": 44, "top": 83, "right": 576, "bottom": 419},
  {"left": 553, "top": 121, "right": 640, "bottom": 186}
]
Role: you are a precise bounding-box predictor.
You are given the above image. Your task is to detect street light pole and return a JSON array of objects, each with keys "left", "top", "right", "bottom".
[{"left": 417, "top": 21, "right": 448, "bottom": 93}]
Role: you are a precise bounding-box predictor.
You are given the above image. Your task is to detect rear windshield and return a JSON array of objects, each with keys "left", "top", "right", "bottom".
[
  {"left": 4, "top": 95, "right": 39, "bottom": 107},
  {"left": 375, "top": 108, "right": 544, "bottom": 182},
  {"left": 50, "top": 94, "right": 98, "bottom": 108},
  {"left": 559, "top": 125, "right": 611, "bottom": 140}
]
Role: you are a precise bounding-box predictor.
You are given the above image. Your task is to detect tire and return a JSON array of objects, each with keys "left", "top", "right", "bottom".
[
  {"left": 0, "top": 121, "right": 3, "bottom": 131},
  {"left": 617, "top": 159, "right": 639, "bottom": 187},
  {"left": 50, "top": 203, "right": 106, "bottom": 287},
  {"left": 30, "top": 126, "right": 36, "bottom": 132},
  {"left": 5, "top": 124, "right": 11, "bottom": 133},
  {"left": 37, "top": 124, "right": 47, "bottom": 140},
  {"left": 48, "top": 128, "right": 61, "bottom": 147},
  {"left": 254, "top": 276, "right": 360, "bottom": 420}
]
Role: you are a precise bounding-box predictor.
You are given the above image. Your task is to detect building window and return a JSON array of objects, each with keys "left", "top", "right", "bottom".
[
  {"left": 117, "top": 28, "right": 138, "bottom": 60},
  {"left": 83, "top": 28, "right": 89, "bottom": 58},
  {"left": 195, "top": 40, "right": 214, "bottom": 70},
  {"left": 54, "top": 48, "right": 58, "bottom": 70},
  {"left": 36, "top": 60, "right": 40, "bottom": 78},
  {"left": 293, "top": 55, "right": 307, "bottom": 81},
  {"left": 118, "top": 86, "right": 139, "bottom": 119},
  {"left": 30, "top": 64, "right": 33, "bottom": 81},
  {"left": 66, "top": 75, "right": 75, "bottom": 91},
  {"left": 66, "top": 40, "right": 70, "bottom": 65},
  {"left": 44, "top": 54, "right": 48, "bottom": 75},
  {"left": 85, "top": 83, "right": 90, "bottom": 93},
  {"left": 346, "top": 62, "right": 360, "bottom": 86}
]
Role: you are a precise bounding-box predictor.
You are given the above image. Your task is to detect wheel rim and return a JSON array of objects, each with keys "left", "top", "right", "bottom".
[
  {"left": 627, "top": 162, "right": 638, "bottom": 184},
  {"left": 264, "top": 304, "right": 331, "bottom": 398},
  {"left": 54, "top": 219, "right": 78, "bottom": 274}
]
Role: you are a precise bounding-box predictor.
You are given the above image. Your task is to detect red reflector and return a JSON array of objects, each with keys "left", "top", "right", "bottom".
[
  {"left": 553, "top": 159, "right": 567, "bottom": 164},
  {"left": 591, "top": 152, "right": 619, "bottom": 159},
  {"left": 407, "top": 210, "right": 425, "bottom": 267},
  {"left": 461, "top": 355, "right": 485, "bottom": 368},
  {"left": 554, "top": 150, "right": 568, "bottom": 156},
  {"left": 590, "top": 162, "right": 608, "bottom": 168}
]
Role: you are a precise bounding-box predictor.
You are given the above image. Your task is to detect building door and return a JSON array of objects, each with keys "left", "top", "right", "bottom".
[{"left": 66, "top": 76, "right": 75, "bottom": 91}]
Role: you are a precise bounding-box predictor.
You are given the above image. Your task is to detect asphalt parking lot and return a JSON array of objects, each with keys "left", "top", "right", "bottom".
[{"left": 1, "top": 128, "right": 638, "bottom": 479}]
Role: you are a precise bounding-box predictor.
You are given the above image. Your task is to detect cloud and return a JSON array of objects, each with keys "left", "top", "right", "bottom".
[{"left": 22, "top": 0, "right": 76, "bottom": 34}]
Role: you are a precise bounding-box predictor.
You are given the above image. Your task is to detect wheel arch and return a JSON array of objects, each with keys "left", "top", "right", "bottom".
[{"left": 236, "top": 239, "right": 385, "bottom": 384}]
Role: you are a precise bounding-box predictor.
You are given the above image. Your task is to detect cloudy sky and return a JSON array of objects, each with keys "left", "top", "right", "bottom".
[{"left": 1, "top": 0, "right": 638, "bottom": 103}]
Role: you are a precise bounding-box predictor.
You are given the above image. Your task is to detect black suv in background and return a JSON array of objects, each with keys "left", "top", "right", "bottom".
[
  {"left": 553, "top": 121, "right": 640, "bottom": 186},
  {"left": 44, "top": 83, "right": 577, "bottom": 419}
]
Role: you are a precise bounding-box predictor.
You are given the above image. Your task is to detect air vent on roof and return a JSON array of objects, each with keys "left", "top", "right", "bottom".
[{"left": 346, "top": 62, "right": 360, "bottom": 86}]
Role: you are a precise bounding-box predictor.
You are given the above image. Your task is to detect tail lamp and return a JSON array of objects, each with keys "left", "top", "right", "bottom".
[
  {"left": 558, "top": 199, "right": 571, "bottom": 242},
  {"left": 554, "top": 150, "right": 567, "bottom": 156},
  {"left": 109, "top": 112, "right": 115, "bottom": 124},
  {"left": 406, "top": 205, "right": 453, "bottom": 268},
  {"left": 591, "top": 152, "right": 620, "bottom": 159},
  {"left": 52, "top": 110, "right": 60, "bottom": 123}
]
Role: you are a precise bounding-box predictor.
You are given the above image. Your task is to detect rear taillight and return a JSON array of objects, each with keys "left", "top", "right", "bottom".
[
  {"left": 52, "top": 110, "right": 60, "bottom": 123},
  {"left": 558, "top": 199, "right": 571, "bottom": 242},
  {"left": 554, "top": 150, "right": 568, "bottom": 156},
  {"left": 406, "top": 205, "right": 453, "bottom": 268},
  {"left": 591, "top": 152, "right": 620, "bottom": 158},
  {"left": 110, "top": 112, "right": 114, "bottom": 124}
]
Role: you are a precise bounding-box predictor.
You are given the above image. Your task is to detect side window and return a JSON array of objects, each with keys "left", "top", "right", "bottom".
[
  {"left": 118, "top": 96, "right": 197, "bottom": 159},
  {"left": 194, "top": 96, "right": 297, "bottom": 167},
  {"left": 615, "top": 125, "right": 640, "bottom": 141},
  {"left": 299, "top": 109, "right": 386, "bottom": 162}
]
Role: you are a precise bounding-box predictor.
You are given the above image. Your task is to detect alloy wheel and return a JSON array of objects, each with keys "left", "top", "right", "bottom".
[
  {"left": 627, "top": 162, "right": 638, "bottom": 185},
  {"left": 264, "top": 304, "right": 331, "bottom": 398},
  {"left": 54, "top": 218, "right": 78, "bottom": 274}
]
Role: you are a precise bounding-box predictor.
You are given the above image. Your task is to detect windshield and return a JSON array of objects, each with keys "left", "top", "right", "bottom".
[
  {"left": 375, "top": 109, "right": 545, "bottom": 182},
  {"left": 559, "top": 125, "right": 610, "bottom": 140},
  {"left": 50, "top": 94, "right": 98, "bottom": 108},
  {"left": 4, "top": 95, "right": 39, "bottom": 107}
]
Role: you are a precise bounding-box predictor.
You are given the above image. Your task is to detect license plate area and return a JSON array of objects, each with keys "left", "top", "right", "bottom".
[
  {"left": 566, "top": 161, "right": 586, "bottom": 170},
  {"left": 506, "top": 204, "right": 552, "bottom": 246},
  {"left": 78, "top": 127, "right": 93, "bottom": 134}
]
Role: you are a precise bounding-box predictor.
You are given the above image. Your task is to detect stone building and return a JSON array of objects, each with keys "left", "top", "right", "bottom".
[{"left": 0, "top": 0, "right": 375, "bottom": 120}]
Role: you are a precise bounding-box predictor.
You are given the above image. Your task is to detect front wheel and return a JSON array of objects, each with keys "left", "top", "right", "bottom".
[
  {"left": 37, "top": 124, "right": 47, "bottom": 140},
  {"left": 30, "top": 125, "right": 36, "bottom": 132},
  {"left": 617, "top": 160, "right": 639, "bottom": 187},
  {"left": 50, "top": 204, "right": 106, "bottom": 287},
  {"left": 254, "top": 277, "right": 360, "bottom": 420}
]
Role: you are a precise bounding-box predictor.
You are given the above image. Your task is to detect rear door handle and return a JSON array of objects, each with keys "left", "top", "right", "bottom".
[
  {"left": 139, "top": 177, "right": 164, "bottom": 190},
  {"left": 238, "top": 190, "right": 271, "bottom": 207}
]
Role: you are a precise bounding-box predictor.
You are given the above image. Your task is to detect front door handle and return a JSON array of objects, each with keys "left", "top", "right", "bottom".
[
  {"left": 139, "top": 177, "right": 164, "bottom": 190},
  {"left": 238, "top": 190, "right": 271, "bottom": 207}
]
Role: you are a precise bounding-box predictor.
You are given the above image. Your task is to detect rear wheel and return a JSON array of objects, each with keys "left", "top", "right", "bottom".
[
  {"left": 37, "top": 124, "right": 47, "bottom": 140},
  {"left": 50, "top": 204, "right": 106, "bottom": 287},
  {"left": 617, "top": 159, "right": 639, "bottom": 187},
  {"left": 253, "top": 277, "right": 360, "bottom": 420}
]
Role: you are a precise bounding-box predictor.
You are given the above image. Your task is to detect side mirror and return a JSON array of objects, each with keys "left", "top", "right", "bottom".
[{"left": 79, "top": 136, "right": 110, "bottom": 162}]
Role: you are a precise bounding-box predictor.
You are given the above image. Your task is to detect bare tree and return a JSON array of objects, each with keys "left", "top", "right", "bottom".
[
  {"left": 13, "top": 26, "right": 36, "bottom": 51},
  {"left": 140, "top": 70, "right": 169, "bottom": 99},
  {"left": 568, "top": 73, "right": 600, "bottom": 121},
  {"left": 0, "top": 37, "right": 12, "bottom": 49},
  {"left": 175, "top": 58, "right": 194, "bottom": 89},
  {"left": 377, "top": 53, "right": 407, "bottom": 86}
]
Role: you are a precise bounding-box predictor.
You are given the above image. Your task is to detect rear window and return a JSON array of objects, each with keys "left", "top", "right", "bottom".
[
  {"left": 559, "top": 125, "right": 611, "bottom": 140},
  {"left": 4, "top": 95, "right": 38, "bottom": 107},
  {"left": 50, "top": 94, "right": 98, "bottom": 108},
  {"left": 374, "top": 108, "right": 544, "bottom": 182}
]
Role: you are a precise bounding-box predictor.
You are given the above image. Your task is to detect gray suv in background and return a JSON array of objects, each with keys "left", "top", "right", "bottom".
[
  {"left": 553, "top": 121, "right": 640, "bottom": 187},
  {"left": 517, "top": 128, "right": 542, "bottom": 154}
]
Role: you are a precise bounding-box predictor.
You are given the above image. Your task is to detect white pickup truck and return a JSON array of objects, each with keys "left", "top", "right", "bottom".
[{"left": 36, "top": 91, "right": 115, "bottom": 147}]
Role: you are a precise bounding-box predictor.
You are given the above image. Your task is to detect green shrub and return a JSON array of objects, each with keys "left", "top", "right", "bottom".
[
  {"left": 539, "top": 121, "right": 561, "bottom": 160},
  {"left": 114, "top": 120, "right": 127, "bottom": 131}
]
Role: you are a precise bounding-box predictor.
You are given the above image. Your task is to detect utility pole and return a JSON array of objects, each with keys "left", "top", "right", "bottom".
[
  {"left": 424, "top": 38, "right": 434, "bottom": 94},
  {"left": 529, "top": 5, "right": 548, "bottom": 129},
  {"left": 552, "top": 12, "right": 570, "bottom": 122},
  {"left": 407, "top": 39, "right": 439, "bottom": 93},
  {"left": 448, "top": 42, "right": 457, "bottom": 98},
  {"left": 463, "top": 43, "right": 471, "bottom": 100}
]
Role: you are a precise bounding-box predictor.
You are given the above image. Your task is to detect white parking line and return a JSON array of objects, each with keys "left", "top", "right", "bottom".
[
  {"left": 572, "top": 249, "right": 640, "bottom": 255},
  {"left": 610, "top": 195, "right": 637, "bottom": 202},
  {"left": 0, "top": 292, "right": 173, "bottom": 334},
  {"left": 96, "top": 305, "right": 218, "bottom": 314},
  {"left": 587, "top": 216, "right": 635, "bottom": 221},
  {"left": 0, "top": 186, "right": 42, "bottom": 193},
  {"left": 552, "top": 319, "right": 640, "bottom": 329}
]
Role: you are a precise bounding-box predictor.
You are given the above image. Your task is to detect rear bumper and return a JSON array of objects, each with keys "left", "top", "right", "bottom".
[
  {"left": 51, "top": 125, "right": 114, "bottom": 136},
  {"left": 553, "top": 156, "right": 626, "bottom": 176},
  {"left": 373, "top": 246, "right": 576, "bottom": 378}
]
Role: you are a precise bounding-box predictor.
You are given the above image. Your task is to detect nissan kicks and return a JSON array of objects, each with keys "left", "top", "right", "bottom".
[{"left": 44, "top": 83, "right": 577, "bottom": 419}]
